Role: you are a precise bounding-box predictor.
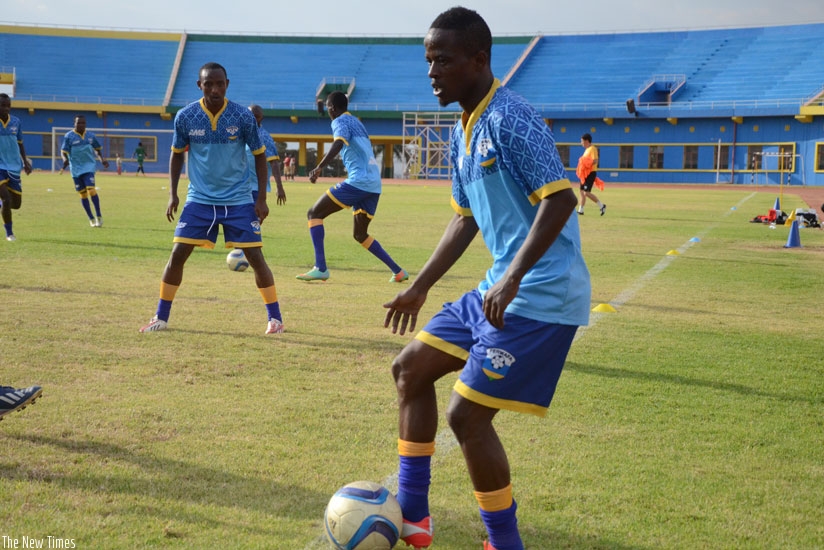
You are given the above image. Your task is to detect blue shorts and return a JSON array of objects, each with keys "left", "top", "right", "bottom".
[
  {"left": 173, "top": 202, "right": 262, "bottom": 249},
  {"left": 326, "top": 182, "right": 380, "bottom": 218},
  {"left": 0, "top": 170, "right": 21, "bottom": 195},
  {"left": 72, "top": 172, "right": 96, "bottom": 192},
  {"left": 415, "top": 290, "right": 578, "bottom": 417}
]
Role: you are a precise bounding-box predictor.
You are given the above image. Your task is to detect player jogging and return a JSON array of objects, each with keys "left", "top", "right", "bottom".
[
  {"left": 0, "top": 93, "right": 33, "bottom": 241},
  {"left": 383, "top": 8, "right": 591, "bottom": 550},
  {"left": 296, "top": 91, "right": 407, "bottom": 283},
  {"left": 139, "top": 62, "right": 286, "bottom": 335},
  {"left": 61, "top": 115, "right": 109, "bottom": 227}
]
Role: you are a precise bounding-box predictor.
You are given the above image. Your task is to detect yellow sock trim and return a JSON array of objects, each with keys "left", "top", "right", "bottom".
[
  {"left": 258, "top": 285, "right": 278, "bottom": 304},
  {"left": 159, "top": 282, "right": 179, "bottom": 301},
  {"left": 361, "top": 235, "right": 374, "bottom": 249},
  {"left": 308, "top": 218, "right": 324, "bottom": 228},
  {"left": 474, "top": 484, "right": 513, "bottom": 512},
  {"left": 398, "top": 439, "right": 435, "bottom": 457}
]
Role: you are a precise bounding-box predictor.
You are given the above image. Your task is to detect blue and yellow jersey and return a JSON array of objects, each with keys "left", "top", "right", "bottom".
[
  {"left": 61, "top": 129, "right": 103, "bottom": 177},
  {"left": 172, "top": 98, "right": 264, "bottom": 206},
  {"left": 0, "top": 114, "right": 24, "bottom": 173},
  {"left": 449, "top": 79, "right": 590, "bottom": 326},
  {"left": 330, "top": 112, "right": 381, "bottom": 194},
  {"left": 245, "top": 125, "right": 280, "bottom": 193}
]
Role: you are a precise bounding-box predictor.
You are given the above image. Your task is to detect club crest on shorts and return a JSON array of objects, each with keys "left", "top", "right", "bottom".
[{"left": 482, "top": 348, "right": 515, "bottom": 380}]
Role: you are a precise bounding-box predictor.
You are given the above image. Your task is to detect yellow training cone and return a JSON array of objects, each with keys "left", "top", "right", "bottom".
[
  {"left": 592, "top": 303, "right": 617, "bottom": 313},
  {"left": 667, "top": 249, "right": 680, "bottom": 256},
  {"left": 784, "top": 209, "right": 797, "bottom": 226}
]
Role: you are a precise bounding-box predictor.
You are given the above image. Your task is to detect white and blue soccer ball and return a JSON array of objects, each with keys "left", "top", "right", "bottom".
[
  {"left": 226, "top": 249, "right": 250, "bottom": 272},
  {"left": 324, "top": 481, "right": 402, "bottom": 550}
]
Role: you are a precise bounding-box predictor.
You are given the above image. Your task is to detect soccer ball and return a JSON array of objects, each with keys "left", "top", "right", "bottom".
[
  {"left": 226, "top": 249, "right": 250, "bottom": 272},
  {"left": 324, "top": 481, "right": 403, "bottom": 550}
]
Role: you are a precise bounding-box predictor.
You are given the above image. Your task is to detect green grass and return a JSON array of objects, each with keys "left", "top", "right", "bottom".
[{"left": 1, "top": 174, "right": 823, "bottom": 549}]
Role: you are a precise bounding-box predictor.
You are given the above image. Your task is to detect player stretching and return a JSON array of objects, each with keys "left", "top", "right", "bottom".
[
  {"left": 383, "top": 8, "right": 590, "bottom": 550},
  {"left": 0, "top": 93, "right": 32, "bottom": 241},
  {"left": 140, "top": 62, "right": 286, "bottom": 335},
  {"left": 61, "top": 115, "right": 109, "bottom": 227},
  {"left": 296, "top": 91, "right": 407, "bottom": 283}
]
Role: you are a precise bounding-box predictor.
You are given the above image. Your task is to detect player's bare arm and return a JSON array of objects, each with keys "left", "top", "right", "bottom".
[
  {"left": 166, "top": 151, "right": 185, "bottom": 221},
  {"left": 384, "top": 213, "right": 479, "bottom": 335},
  {"left": 309, "top": 139, "right": 344, "bottom": 183}
]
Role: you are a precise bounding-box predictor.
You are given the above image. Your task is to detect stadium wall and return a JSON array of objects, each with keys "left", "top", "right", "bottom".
[{"left": 15, "top": 107, "right": 823, "bottom": 185}]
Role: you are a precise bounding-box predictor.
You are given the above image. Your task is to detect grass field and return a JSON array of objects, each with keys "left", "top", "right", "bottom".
[{"left": 1, "top": 173, "right": 823, "bottom": 549}]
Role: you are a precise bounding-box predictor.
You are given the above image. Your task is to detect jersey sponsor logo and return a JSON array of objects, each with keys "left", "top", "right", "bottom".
[
  {"left": 482, "top": 348, "right": 515, "bottom": 380},
  {"left": 227, "top": 126, "right": 239, "bottom": 136},
  {"left": 189, "top": 129, "right": 206, "bottom": 137}
]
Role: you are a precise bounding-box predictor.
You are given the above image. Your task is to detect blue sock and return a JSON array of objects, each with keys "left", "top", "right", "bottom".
[
  {"left": 265, "top": 301, "right": 282, "bottom": 322},
  {"left": 480, "top": 500, "right": 523, "bottom": 550},
  {"left": 366, "top": 238, "right": 401, "bottom": 273},
  {"left": 309, "top": 223, "right": 327, "bottom": 272},
  {"left": 3, "top": 222, "right": 12, "bottom": 237},
  {"left": 80, "top": 197, "right": 94, "bottom": 219},
  {"left": 91, "top": 194, "right": 102, "bottom": 217},
  {"left": 397, "top": 455, "right": 431, "bottom": 522},
  {"left": 156, "top": 299, "right": 172, "bottom": 322}
]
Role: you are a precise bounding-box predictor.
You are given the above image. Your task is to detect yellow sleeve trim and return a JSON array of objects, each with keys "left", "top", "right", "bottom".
[
  {"left": 334, "top": 136, "right": 349, "bottom": 146},
  {"left": 450, "top": 196, "right": 473, "bottom": 217},
  {"left": 252, "top": 145, "right": 266, "bottom": 156},
  {"left": 415, "top": 331, "right": 470, "bottom": 361},
  {"left": 527, "top": 178, "right": 573, "bottom": 205},
  {"left": 171, "top": 146, "right": 187, "bottom": 153},
  {"left": 453, "top": 380, "right": 548, "bottom": 417}
]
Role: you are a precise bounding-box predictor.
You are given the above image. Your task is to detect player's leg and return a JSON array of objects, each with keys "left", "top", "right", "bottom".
[
  {"left": 74, "top": 176, "right": 96, "bottom": 225},
  {"left": 0, "top": 180, "right": 12, "bottom": 240},
  {"left": 140, "top": 203, "right": 214, "bottom": 332},
  {"left": 577, "top": 184, "right": 587, "bottom": 214},
  {"left": 296, "top": 191, "right": 344, "bottom": 280},
  {"left": 225, "top": 204, "right": 284, "bottom": 333},
  {"left": 450, "top": 312, "right": 577, "bottom": 550},
  {"left": 393, "top": 339, "right": 466, "bottom": 548},
  {"left": 352, "top": 195, "right": 407, "bottom": 282}
]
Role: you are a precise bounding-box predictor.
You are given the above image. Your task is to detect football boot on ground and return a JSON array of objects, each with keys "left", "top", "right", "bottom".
[
  {"left": 401, "top": 516, "right": 433, "bottom": 549},
  {"left": 266, "top": 318, "right": 285, "bottom": 334},
  {"left": 295, "top": 267, "right": 330, "bottom": 281},
  {"left": 390, "top": 268, "right": 409, "bottom": 283},
  {"left": 139, "top": 316, "right": 168, "bottom": 333}
]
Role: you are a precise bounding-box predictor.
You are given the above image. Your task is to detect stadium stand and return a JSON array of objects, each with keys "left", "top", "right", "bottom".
[{"left": 2, "top": 22, "right": 822, "bottom": 185}]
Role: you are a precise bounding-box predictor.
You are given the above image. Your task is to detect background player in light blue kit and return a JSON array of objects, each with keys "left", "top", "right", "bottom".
[
  {"left": 0, "top": 93, "right": 32, "bottom": 241},
  {"left": 61, "top": 114, "right": 109, "bottom": 227},
  {"left": 140, "top": 62, "right": 286, "bottom": 335},
  {"left": 297, "top": 91, "right": 407, "bottom": 283},
  {"left": 383, "top": 7, "right": 591, "bottom": 550}
]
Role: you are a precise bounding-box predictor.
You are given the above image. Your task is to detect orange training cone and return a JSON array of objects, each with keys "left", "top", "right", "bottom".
[{"left": 784, "top": 219, "right": 801, "bottom": 248}]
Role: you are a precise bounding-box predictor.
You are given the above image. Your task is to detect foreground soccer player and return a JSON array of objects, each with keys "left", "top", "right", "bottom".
[
  {"left": 0, "top": 93, "right": 32, "bottom": 241},
  {"left": 140, "top": 62, "right": 285, "bottom": 335},
  {"left": 297, "top": 91, "right": 407, "bottom": 283},
  {"left": 383, "top": 8, "right": 591, "bottom": 549}
]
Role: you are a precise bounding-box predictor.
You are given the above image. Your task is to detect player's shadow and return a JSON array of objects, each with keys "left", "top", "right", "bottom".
[
  {"left": 4, "top": 434, "right": 329, "bottom": 527},
  {"left": 564, "top": 361, "right": 821, "bottom": 405}
]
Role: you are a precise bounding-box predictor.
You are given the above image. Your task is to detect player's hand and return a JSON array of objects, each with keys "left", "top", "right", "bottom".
[
  {"left": 383, "top": 287, "right": 427, "bottom": 335},
  {"left": 103, "top": 161, "right": 110, "bottom": 169},
  {"left": 255, "top": 199, "right": 270, "bottom": 222},
  {"left": 275, "top": 185, "right": 286, "bottom": 205},
  {"left": 309, "top": 168, "right": 319, "bottom": 183},
  {"left": 23, "top": 161, "right": 32, "bottom": 175},
  {"left": 482, "top": 276, "right": 520, "bottom": 329},
  {"left": 166, "top": 195, "right": 180, "bottom": 222}
]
